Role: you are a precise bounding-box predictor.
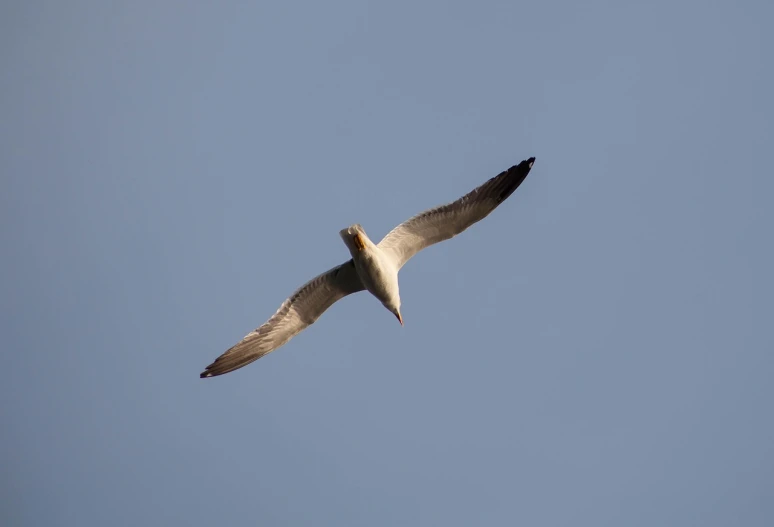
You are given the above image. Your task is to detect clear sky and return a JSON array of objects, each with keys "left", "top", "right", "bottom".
[{"left": 2, "top": 1, "right": 772, "bottom": 526}]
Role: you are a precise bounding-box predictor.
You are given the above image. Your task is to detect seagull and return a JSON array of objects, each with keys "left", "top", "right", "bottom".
[{"left": 200, "top": 157, "right": 536, "bottom": 378}]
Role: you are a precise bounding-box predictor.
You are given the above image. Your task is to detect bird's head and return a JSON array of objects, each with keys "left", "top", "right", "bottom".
[{"left": 387, "top": 302, "right": 403, "bottom": 326}]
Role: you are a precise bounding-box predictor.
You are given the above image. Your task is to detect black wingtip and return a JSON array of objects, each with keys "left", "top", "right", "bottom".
[
  {"left": 492, "top": 156, "right": 536, "bottom": 203},
  {"left": 514, "top": 156, "right": 536, "bottom": 173},
  {"left": 518, "top": 156, "right": 536, "bottom": 176},
  {"left": 200, "top": 363, "right": 225, "bottom": 378}
]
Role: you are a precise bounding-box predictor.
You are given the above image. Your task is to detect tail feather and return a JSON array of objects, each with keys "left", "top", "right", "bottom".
[{"left": 339, "top": 224, "right": 371, "bottom": 257}]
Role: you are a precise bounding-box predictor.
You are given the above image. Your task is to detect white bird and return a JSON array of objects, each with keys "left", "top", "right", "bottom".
[{"left": 200, "top": 157, "right": 536, "bottom": 378}]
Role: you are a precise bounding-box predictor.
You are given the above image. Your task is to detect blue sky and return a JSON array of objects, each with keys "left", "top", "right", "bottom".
[{"left": 2, "top": 1, "right": 773, "bottom": 525}]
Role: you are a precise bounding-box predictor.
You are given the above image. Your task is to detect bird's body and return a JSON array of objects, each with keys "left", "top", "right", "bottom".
[
  {"left": 341, "top": 224, "right": 402, "bottom": 321},
  {"left": 200, "top": 157, "right": 536, "bottom": 378}
]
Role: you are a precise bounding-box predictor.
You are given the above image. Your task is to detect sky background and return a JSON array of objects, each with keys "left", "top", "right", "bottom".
[{"left": 2, "top": 1, "right": 773, "bottom": 525}]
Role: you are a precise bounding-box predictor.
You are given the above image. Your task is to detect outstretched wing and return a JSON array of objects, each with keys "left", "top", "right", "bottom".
[
  {"left": 200, "top": 260, "right": 364, "bottom": 378},
  {"left": 377, "top": 157, "right": 535, "bottom": 269}
]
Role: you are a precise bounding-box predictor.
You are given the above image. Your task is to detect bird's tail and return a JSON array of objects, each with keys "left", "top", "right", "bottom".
[{"left": 339, "top": 224, "right": 372, "bottom": 257}]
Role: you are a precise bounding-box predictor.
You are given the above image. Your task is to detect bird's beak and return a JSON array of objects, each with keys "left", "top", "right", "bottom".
[{"left": 395, "top": 311, "right": 404, "bottom": 326}]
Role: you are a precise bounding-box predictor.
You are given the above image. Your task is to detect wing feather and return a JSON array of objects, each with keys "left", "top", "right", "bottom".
[
  {"left": 377, "top": 157, "right": 535, "bottom": 269},
  {"left": 200, "top": 259, "right": 364, "bottom": 378}
]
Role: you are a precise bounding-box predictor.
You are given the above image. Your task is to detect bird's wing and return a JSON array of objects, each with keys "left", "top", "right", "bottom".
[
  {"left": 200, "top": 259, "right": 365, "bottom": 378},
  {"left": 377, "top": 157, "right": 535, "bottom": 269}
]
